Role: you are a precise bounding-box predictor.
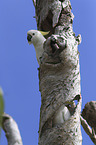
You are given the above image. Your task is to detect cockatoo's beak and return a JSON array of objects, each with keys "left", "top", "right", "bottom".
[
  {"left": 27, "top": 34, "right": 32, "bottom": 41},
  {"left": 27, "top": 34, "right": 32, "bottom": 44}
]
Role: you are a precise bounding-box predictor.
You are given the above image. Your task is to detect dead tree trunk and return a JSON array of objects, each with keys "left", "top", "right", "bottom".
[{"left": 33, "top": 0, "right": 82, "bottom": 144}]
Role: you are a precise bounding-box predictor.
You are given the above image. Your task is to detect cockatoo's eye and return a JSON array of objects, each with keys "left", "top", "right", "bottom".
[{"left": 32, "top": 33, "right": 35, "bottom": 35}]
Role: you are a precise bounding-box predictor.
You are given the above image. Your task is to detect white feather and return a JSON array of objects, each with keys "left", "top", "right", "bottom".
[
  {"left": 27, "top": 30, "right": 46, "bottom": 65},
  {"left": 53, "top": 105, "right": 71, "bottom": 126}
]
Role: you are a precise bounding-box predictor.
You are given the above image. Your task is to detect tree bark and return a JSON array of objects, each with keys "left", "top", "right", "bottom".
[{"left": 33, "top": 0, "right": 82, "bottom": 144}]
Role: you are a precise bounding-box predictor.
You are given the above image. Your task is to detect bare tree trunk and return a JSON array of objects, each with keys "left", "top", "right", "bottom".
[{"left": 33, "top": 0, "right": 82, "bottom": 144}]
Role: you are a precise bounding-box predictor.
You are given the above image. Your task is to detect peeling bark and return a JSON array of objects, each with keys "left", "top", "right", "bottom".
[{"left": 33, "top": 0, "right": 82, "bottom": 144}]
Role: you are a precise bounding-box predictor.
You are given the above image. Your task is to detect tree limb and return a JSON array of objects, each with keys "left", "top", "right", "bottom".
[
  {"left": 80, "top": 116, "right": 96, "bottom": 145},
  {"left": 2, "top": 113, "right": 23, "bottom": 145},
  {"left": 81, "top": 101, "right": 96, "bottom": 134}
]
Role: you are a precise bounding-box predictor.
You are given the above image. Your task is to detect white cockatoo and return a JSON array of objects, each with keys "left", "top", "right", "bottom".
[
  {"left": 27, "top": 30, "right": 49, "bottom": 65},
  {"left": 53, "top": 105, "right": 71, "bottom": 126}
]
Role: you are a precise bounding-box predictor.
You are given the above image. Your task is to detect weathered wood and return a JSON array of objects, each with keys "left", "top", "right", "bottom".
[{"left": 34, "top": 0, "right": 82, "bottom": 144}]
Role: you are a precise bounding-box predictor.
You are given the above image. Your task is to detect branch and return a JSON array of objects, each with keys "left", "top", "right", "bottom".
[
  {"left": 81, "top": 101, "right": 96, "bottom": 134},
  {"left": 2, "top": 113, "right": 23, "bottom": 145},
  {"left": 80, "top": 116, "right": 96, "bottom": 145}
]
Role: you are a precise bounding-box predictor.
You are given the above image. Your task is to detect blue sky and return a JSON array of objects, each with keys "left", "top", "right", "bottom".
[{"left": 0, "top": 0, "right": 96, "bottom": 144}]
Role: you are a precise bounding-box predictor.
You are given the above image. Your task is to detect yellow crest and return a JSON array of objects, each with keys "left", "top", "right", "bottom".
[{"left": 39, "top": 30, "right": 50, "bottom": 36}]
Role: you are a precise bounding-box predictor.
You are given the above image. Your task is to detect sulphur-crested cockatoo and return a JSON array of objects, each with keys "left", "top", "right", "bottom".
[
  {"left": 27, "top": 30, "right": 49, "bottom": 65},
  {"left": 53, "top": 105, "right": 71, "bottom": 126}
]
